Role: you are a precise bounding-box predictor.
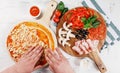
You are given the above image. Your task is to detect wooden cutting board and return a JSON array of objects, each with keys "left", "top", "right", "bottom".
[{"left": 56, "top": 7, "right": 107, "bottom": 73}]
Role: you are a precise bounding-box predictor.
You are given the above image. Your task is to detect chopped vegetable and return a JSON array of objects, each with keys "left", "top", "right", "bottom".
[
  {"left": 71, "top": 17, "right": 84, "bottom": 29},
  {"left": 68, "top": 8, "right": 91, "bottom": 29},
  {"left": 56, "top": 1, "right": 65, "bottom": 12},
  {"left": 63, "top": 7, "right": 100, "bottom": 29}
]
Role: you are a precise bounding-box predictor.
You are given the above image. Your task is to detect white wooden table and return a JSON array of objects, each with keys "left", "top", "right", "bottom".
[{"left": 0, "top": 0, "right": 120, "bottom": 73}]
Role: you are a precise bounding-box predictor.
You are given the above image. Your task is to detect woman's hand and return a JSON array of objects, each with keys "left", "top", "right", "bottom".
[
  {"left": 45, "top": 48, "right": 75, "bottom": 73},
  {"left": 1, "top": 45, "right": 43, "bottom": 73},
  {"left": 14, "top": 46, "right": 43, "bottom": 73}
]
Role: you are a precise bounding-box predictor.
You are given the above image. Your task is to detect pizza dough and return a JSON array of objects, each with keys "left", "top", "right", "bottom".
[{"left": 6, "top": 21, "right": 55, "bottom": 66}]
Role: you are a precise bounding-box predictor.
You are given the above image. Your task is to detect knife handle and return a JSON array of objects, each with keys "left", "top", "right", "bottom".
[
  {"left": 89, "top": 50, "right": 107, "bottom": 73},
  {"left": 39, "top": 0, "right": 58, "bottom": 26}
]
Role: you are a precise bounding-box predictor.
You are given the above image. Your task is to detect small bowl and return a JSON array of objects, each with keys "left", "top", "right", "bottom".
[{"left": 29, "top": 5, "right": 41, "bottom": 18}]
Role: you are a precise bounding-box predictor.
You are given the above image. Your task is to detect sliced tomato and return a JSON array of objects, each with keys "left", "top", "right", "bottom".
[
  {"left": 71, "top": 17, "right": 84, "bottom": 29},
  {"left": 88, "top": 23, "right": 106, "bottom": 40}
]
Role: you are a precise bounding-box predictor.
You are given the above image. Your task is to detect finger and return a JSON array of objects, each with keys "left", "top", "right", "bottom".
[
  {"left": 46, "top": 49, "right": 58, "bottom": 64},
  {"left": 31, "top": 46, "right": 43, "bottom": 59},
  {"left": 20, "top": 47, "right": 35, "bottom": 61},
  {"left": 22, "top": 46, "right": 35, "bottom": 58},
  {"left": 45, "top": 54, "right": 53, "bottom": 66},
  {"left": 49, "top": 66, "right": 54, "bottom": 72},
  {"left": 34, "top": 50, "right": 43, "bottom": 62},
  {"left": 56, "top": 48, "right": 64, "bottom": 58},
  {"left": 26, "top": 46, "right": 35, "bottom": 55},
  {"left": 28, "top": 46, "right": 41, "bottom": 57},
  {"left": 34, "top": 65, "right": 42, "bottom": 70},
  {"left": 79, "top": 44, "right": 89, "bottom": 54},
  {"left": 48, "top": 49, "right": 59, "bottom": 60}
]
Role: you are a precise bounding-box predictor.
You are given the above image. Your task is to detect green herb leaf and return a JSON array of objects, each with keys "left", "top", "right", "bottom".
[
  {"left": 90, "top": 16, "right": 97, "bottom": 23},
  {"left": 81, "top": 17, "right": 87, "bottom": 23},
  {"left": 57, "top": 1, "right": 65, "bottom": 12},
  {"left": 84, "top": 23, "right": 92, "bottom": 29},
  {"left": 62, "top": 7, "right": 68, "bottom": 15},
  {"left": 92, "top": 20, "right": 100, "bottom": 28},
  {"left": 81, "top": 15, "right": 100, "bottom": 29}
]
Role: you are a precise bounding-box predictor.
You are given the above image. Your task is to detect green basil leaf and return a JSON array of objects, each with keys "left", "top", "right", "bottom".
[
  {"left": 92, "top": 20, "right": 100, "bottom": 28},
  {"left": 88, "top": 16, "right": 93, "bottom": 23},
  {"left": 81, "top": 17, "right": 87, "bottom": 23},
  {"left": 82, "top": 15, "right": 99, "bottom": 29},
  {"left": 57, "top": 1, "right": 65, "bottom": 12},
  {"left": 62, "top": 7, "right": 68, "bottom": 15},
  {"left": 84, "top": 23, "right": 92, "bottom": 29},
  {"left": 90, "top": 16, "right": 97, "bottom": 23}
]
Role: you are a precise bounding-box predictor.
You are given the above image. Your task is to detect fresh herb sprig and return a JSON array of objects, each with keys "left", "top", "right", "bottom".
[
  {"left": 81, "top": 15, "right": 100, "bottom": 29},
  {"left": 56, "top": 1, "right": 68, "bottom": 15}
]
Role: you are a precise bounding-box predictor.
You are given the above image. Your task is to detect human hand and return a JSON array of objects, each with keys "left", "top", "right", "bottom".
[
  {"left": 72, "top": 39, "right": 99, "bottom": 55},
  {"left": 13, "top": 46, "right": 43, "bottom": 73},
  {"left": 45, "top": 48, "right": 75, "bottom": 73}
]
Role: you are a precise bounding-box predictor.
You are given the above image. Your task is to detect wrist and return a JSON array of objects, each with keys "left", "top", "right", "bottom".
[
  {"left": 1, "top": 65, "right": 19, "bottom": 73},
  {"left": 11, "top": 65, "right": 20, "bottom": 73},
  {"left": 13, "top": 64, "right": 31, "bottom": 73}
]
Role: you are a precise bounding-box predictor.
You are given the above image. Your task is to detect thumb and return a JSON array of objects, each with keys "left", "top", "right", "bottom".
[{"left": 34, "top": 65, "right": 42, "bottom": 71}]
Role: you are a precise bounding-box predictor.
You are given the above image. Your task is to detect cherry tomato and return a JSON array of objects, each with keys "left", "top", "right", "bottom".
[
  {"left": 54, "top": 10, "right": 61, "bottom": 17},
  {"left": 53, "top": 16, "right": 60, "bottom": 23}
]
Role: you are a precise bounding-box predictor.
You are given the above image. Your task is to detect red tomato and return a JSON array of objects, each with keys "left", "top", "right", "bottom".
[
  {"left": 53, "top": 16, "right": 60, "bottom": 23},
  {"left": 54, "top": 10, "right": 61, "bottom": 17},
  {"left": 30, "top": 6, "right": 40, "bottom": 16}
]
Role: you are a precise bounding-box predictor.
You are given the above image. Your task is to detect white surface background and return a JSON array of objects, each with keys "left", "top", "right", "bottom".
[{"left": 0, "top": 0, "right": 120, "bottom": 73}]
